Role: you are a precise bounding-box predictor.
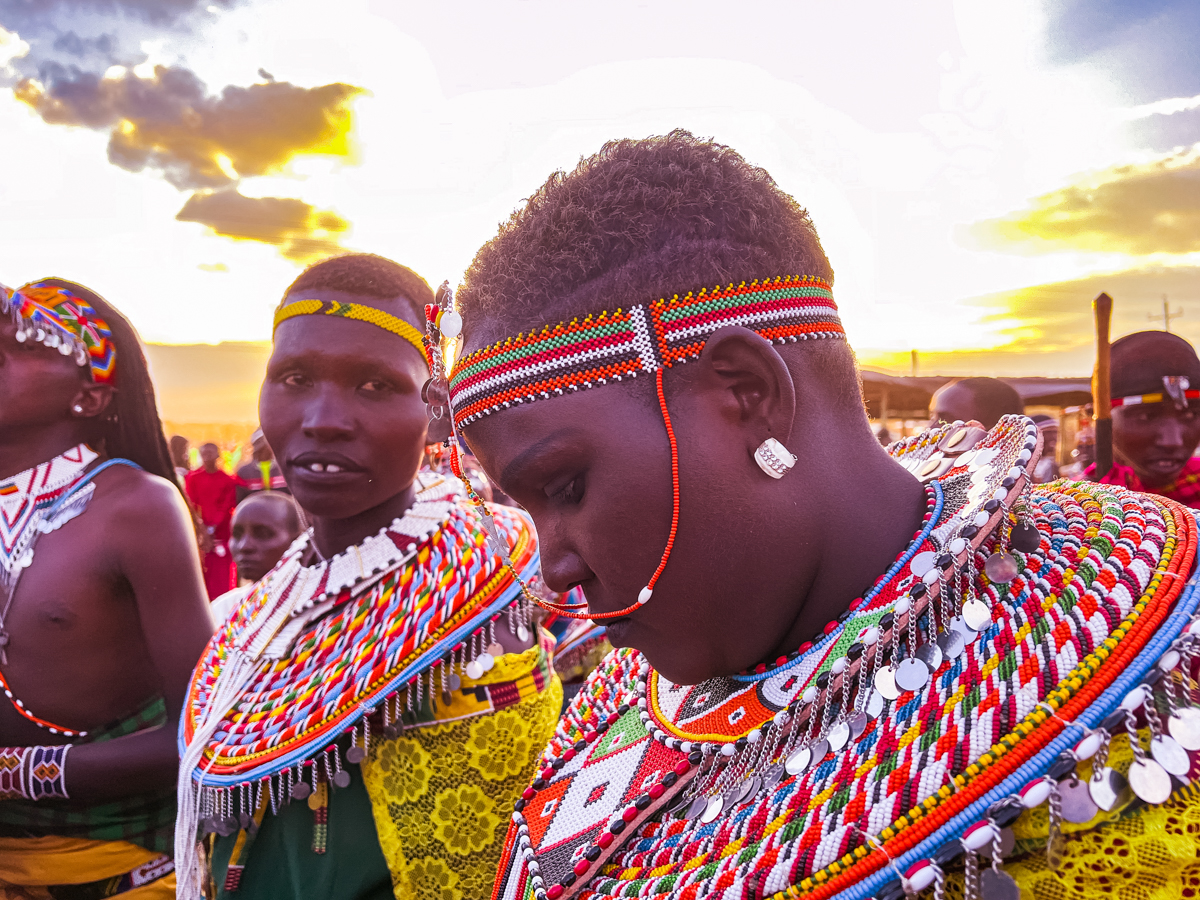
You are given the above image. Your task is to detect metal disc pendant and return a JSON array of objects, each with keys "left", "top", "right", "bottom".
[
  {"left": 684, "top": 796, "right": 709, "bottom": 820},
  {"left": 980, "top": 867, "right": 1021, "bottom": 900},
  {"left": 916, "top": 641, "right": 943, "bottom": 673},
  {"left": 827, "top": 720, "right": 851, "bottom": 752},
  {"left": 849, "top": 711, "right": 869, "bottom": 739},
  {"left": 1059, "top": 775, "right": 1100, "bottom": 823},
  {"left": 910, "top": 551, "right": 938, "bottom": 578},
  {"left": 448, "top": 673, "right": 462, "bottom": 692},
  {"left": 1151, "top": 735, "right": 1191, "bottom": 776},
  {"left": 1169, "top": 708, "right": 1200, "bottom": 751},
  {"left": 1128, "top": 758, "right": 1173, "bottom": 804},
  {"left": 808, "top": 739, "right": 830, "bottom": 766},
  {"left": 866, "top": 689, "right": 885, "bottom": 718},
  {"left": 465, "top": 660, "right": 484, "bottom": 679},
  {"left": 785, "top": 746, "right": 812, "bottom": 776},
  {"left": 290, "top": 781, "right": 311, "bottom": 800},
  {"left": 949, "top": 615, "right": 976, "bottom": 638},
  {"left": 346, "top": 746, "right": 367, "bottom": 764},
  {"left": 239, "top": 812, "right": 253, "bottom": 830},
  {"left": 733, "top": 775, "right": 761, "bottom": 806},
  {"left": 875, "top": 665, "right": 900, "bottom": 701},
  {"left": 963, "top": 598, "right": 992, "bottom": 632},
  {"left": 1089, "top": 767, "right": 1128, "bottom": 812},
  {"left": 216, "top": 817, "right": 238, "bottom": 836},
  {"left": 1011, "top": 521, "right": 1041, "bottom": 553},
  {"left": 984, "top": 552, "right": 1019, "bottom": 584},
  {"left": 333, "top": 770, "right": 352, "bottom": 789},
  {"left": 487, "top": 642, "right": 506, "bottom": 657},
  {"left": 517, "top": 624, "right": 531, "bottom": 642},
  {"left": 937, "top": 628, "right": 966, "bottom": 659},
  {"left": 700, "top": 795, "right": 724, "bottom": 824},
  {"left": 200, "top": 817, "right": 217, "bottom": 836},
  {"left": 895, "top": 657, "right": 930, "bottom": 692},
  {"left": 762, "top": 764, "right": 785, "bottom": 789}
]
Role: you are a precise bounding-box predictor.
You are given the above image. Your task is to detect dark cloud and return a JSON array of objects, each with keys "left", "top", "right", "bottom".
[
  {"left": 176, "top": 189, "right": 350, "bottom": 262},
  {"left": 2, "top": 0, "right": 235, "bottom": 29},
  {"left": 963, "top": 151, "right": 1200, "bottom": 255},
  {"left": 16, "top": 66, "right": 362, "bottom": 188}
]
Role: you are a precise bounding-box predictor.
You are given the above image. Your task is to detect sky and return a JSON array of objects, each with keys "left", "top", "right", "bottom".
[{"left": 1, "top": 0, "right": 1198, "bottom": 418}]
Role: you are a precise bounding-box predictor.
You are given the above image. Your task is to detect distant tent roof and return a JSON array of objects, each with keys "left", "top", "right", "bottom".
[{"left": 861, "top": 371, "right": 1091, "bottom": 418}]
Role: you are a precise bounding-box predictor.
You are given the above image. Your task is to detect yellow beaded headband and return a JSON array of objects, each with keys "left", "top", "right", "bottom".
[{"left": 273, "top": 299, "right": 429, "bottom": 368}]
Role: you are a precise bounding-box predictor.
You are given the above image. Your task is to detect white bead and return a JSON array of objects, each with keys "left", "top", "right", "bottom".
[
  {"left": 638, "top": 587, "right": 653, "bottom": 605},
  {"left": 802, "top": 686, "right": 818, "bottom": 704},
  {"left": 747, "top": 729, "right": 762, "bottom": 744},
  {"left": 895, "top": 596, "right": 911, "bottom": 616},
  {"left": 992, "top": 488, "right": 1008, "bottom": 502},
  {"left": 860, "top": 626, "right": 880, "bottom": 646},
  {"left": 720, "top": 744, "right": 736, "bottom": 757},
  {"left": 831, "top": 657, "right": 847, "bottom": 675}
]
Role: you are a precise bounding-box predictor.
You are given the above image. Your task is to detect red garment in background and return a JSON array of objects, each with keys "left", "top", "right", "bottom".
[
  {"left": 1085, "top": 458, "right": 1200, "bottom": 509},
  {"left": 185, "top": 467, "right": 239, "bottom": 598}
]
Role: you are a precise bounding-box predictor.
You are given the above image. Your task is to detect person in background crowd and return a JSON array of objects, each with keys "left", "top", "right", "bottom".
[
  {"left": 207, "top": 492, "right": 303, "bottom": 625},
  {"left": 929, "top": 375, "right": 1024, "bottom": 429},
  {"left": 169, "top": 434, "right": 190, "bottom": 482},
  {"left": 1030, "top": 414, "right": 1060, "bottom": 482},
  {"left": 451, "top": 131, "right": 1200, "bottom": 900},
  {"left": 176, "top": 253, "right": 560, "bottom": 900},
  {"left": 235, "top": 428, "right": 288, "bottom": 502},
  {"left": 0, "top": 279, "right": 212, "bottom": 897},
  {"left": 1063, "top": 421, "right": 1095, "bottom": 478},
  {"left": 1089, "top": 330, "right": 1200, "bottom": 507},
  {"left": 184, "top": 443, "right": 238, "bottom": 599}
]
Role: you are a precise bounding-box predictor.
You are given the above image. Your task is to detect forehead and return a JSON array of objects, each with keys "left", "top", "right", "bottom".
[
  {"left": 234, "top": 498, "right": 291, "bottom": 525},
  {"left": 271, "top": 297, "right": 426, "bottom": 372}
]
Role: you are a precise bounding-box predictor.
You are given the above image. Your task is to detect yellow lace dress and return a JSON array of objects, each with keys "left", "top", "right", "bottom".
[{"left": 361, "top": 638, "right": 563, "bottom": 900}]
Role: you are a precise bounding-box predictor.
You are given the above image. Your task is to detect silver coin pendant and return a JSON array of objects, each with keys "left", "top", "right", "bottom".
[
  {"left": 827, "top": 720, "right": 851, "bottom": 752},
  {"left": 1151, "top": 735, "right": 1191, "bottom": 776},
  {"left": 980, "top": 868, "right": 1020, "bottom": 900},
  {"left": 1128, "top": 758, "right": 1173, "bottom": 804},
  {"left": 1089, "top": 766, "right": 1128, "bottom": 812},
  {"left": 937, "top": 628, "right": 966, "bottom": 659},
  {"left": 895, "top": 657, "right": 931, "bottom": 692},
  {"left": 874, "top": 665, "right": 900, "bottom": 701},
  {"left": 1059, "top": 775, "right": 1100, "bottom": 823},
  {"left": 1169, "top": 707, "right": 1200, "bottom": 751}
]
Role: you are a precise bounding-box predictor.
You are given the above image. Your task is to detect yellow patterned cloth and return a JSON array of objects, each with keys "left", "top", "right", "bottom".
[
  {"left": 361, "top": 638, "right": 562, "bottom": 900},
  {"left": 942, "top": 730, "right": 1200, "bottom": 899},
  {"left": 0, "top": 835, "right": 175, "bottom": 898}
]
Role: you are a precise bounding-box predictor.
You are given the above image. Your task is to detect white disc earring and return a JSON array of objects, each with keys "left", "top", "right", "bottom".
[
  {"left": 754, "top": 438, "right": 797, "bottom": 479},
  {"left": 72, "top": 405, "right": 83, "bottom": 413}
]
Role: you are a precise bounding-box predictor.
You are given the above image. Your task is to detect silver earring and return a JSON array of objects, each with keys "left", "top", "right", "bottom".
[
  {"left": 754, "top": 438, "right": 796, "bottom": 479},
  {"left": 72, "top": 405, "right": 83, "bottom": 413}
]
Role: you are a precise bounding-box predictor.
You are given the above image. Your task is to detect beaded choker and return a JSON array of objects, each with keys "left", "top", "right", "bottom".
[{"left": 448, "top": 276, "right": 840, "bottom": 429}]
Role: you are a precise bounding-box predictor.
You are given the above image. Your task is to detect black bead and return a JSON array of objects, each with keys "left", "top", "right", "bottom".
[
  {"left": 585, "top": 846, "right": 602, "bottom": 861},
  {"left": 1001, "top": 476, "right": 1017, "bottom": 489},
  {"left": 988, "top": 796, "right": 1024, "bottom": 827},
  {"left": 911, "top": 583, "right": 927, "bottom": 599},
  {"left": 532, "top": 779, "right": 545, "bottom": 790},
  {"left": 610, "top": 819, "right": 626, "bottom": 834},
  {"left": 847, "top": 642, "right": 865, "bottom": 660},
  {"left": 838, "top": 609, "right": 852, "bottom": 623},
  {"left": 880, "top": 613, "right": 895, "bottom": 630},
  {"left": 984, "top": 499, "right": 1001, "bottom": 512},
  {"left": 617, "top": 703, "right": 629, "bottom": 715},
  {"left": 596, "top": 722, "right": 610, "bottom": 734},
  {"left": 876, "top": 879, "right": 906, "bottom": 900},
  {"left": 961, "top": 525, "right": 980, "bottom": 539},
  {"left": 635, "top": 794, "right": 651, "bottom": 810},
  {"left": 663, "top": 772, "right": 678, "bottom": 787},
  {"left": 551, "top": 758, "right": 565, "bottom": 769},
  {"left": 1102, "top": 711, "right": 1126, "bottom": 732},
  {"left": 574, "top": 740, "right": 587, "bottom": 752},
  {"left": 1048, "top": 752, "right": 1076, "bottom": 780},
  {"left": 735, "top": 738, "right": 748, "bottom": 751},
  {"left": 688, "top": 750, "right": 703, "bottom": 765},
  {"left": 934, "top": 839, "right": 962, "bottom": 866},
  {"left": 1142, "top": 668, "right": 1165, "bottom": 687},
  {"left": 561, "top": 875, "right": 576, "bottom": 888},
  {"left": 937, "top": 553, "right": 953, "bottom": 570},
  {"left": 514, "top": 798, "right": 526, "bottom": 811},
  {"left": 816, "top": 672, "right": 830, "bottom": 690}
]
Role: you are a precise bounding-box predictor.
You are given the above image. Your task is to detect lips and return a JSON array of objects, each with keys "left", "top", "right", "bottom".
[{"left": 289, "top": 451, "right": 365, "bottom": 478}]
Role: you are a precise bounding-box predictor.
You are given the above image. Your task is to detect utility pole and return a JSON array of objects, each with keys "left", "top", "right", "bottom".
[
  {"left": 1149, "top": 295, "right": 1184, "bottom": 332},
  {"left": 911, "top": 349, "right": 919, "bottom": 377}
]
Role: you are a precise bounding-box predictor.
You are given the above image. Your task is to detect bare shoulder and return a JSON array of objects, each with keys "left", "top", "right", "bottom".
[{"left": 90, "top": 464, "right": 192, "bottom": 530}]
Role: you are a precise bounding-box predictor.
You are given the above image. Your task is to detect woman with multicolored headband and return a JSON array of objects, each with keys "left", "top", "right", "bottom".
[
  {"left": 431, "top": 131, "right": 1200, "bottom": 900},
  {"left": 0, "top": 279, "right": 214, "bottom": 897}
]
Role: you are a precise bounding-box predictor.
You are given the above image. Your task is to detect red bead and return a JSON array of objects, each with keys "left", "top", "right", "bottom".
[
  {"left": 799, "top": 642, "right": 813, "bottom": 653},
  {"left": 674, "top": 759, "right": 690, "bottom": 775},
  {"left": 607, "top": 713, "right": 620, "bottom": 725},
  {"left": 649, "top": 783, "right": 665, "bottom": 799},
  {"left": 574, "top": 860, "right": 590, "bottom": 876},
  {"left": 541, "top": 767, "right": 555, "bottom": 781},
  {"left": 523, "top": 787, "right": 535, "bottom": 800},
  {"left": 622, "top": 806, "right": 638, "bottom": 822},
  {"left": 563, "top": 749, "right": 576, "bottom": 762},
  {"left": 823, "top": 621, "right": 838, "bottom": 635},
  {"left": 585, "top": 730, "right": 598, "bottom": 743},
  {"left": 547, "top": 886, "right": 564, "bottom": 900},
  {"left": 775, "top": 656, "right": 787, "bottom": 667},
  {"left": 849, "top": 597, "right": 863, "bottom": 610},
  {"left": 754, "top": 664, "right": 767, "bottom": 674},
  {"left": 597, "top": 832, "right": 614, "bottom": 848}
]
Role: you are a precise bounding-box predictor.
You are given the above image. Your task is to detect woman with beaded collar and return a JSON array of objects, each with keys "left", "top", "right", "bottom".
[
  {"left": 177, "top": 254, "right": 562, "bottom": 900},
  {"left": 444, "top": 132, "right": 1200, "bottom": 900}
]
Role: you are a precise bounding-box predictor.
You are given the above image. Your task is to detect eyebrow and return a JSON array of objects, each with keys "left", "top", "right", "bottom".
[{"left": 500, "top": 428, "right": 584, "bottom": 487}]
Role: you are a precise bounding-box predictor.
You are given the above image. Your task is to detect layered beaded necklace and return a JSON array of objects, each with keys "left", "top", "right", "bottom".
[{"left": 495, "top": 416, "right": 1199, "bottom": 900}]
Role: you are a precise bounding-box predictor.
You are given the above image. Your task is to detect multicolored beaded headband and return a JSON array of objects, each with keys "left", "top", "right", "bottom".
[
  {"left": 1112, "top": 376, "right": 1198, "bottom": 410},
  {"left": 447, "top": 276, "right": 841, "bottom": 429},
  {"left": 1, "top": 281, "right": 117, "bottom": 384},
  {"left": 273, "top": 298, "right": 428, "bottom": 368},
  {"left": 432, "top": 277, "right": 842, "bottom": 621}
]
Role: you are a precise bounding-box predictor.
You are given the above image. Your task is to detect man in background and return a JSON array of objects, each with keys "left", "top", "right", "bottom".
[
  {"left": 207, "top": 492, "right": 303, "bottom": 625},
  {"left": 168, "top": 435, "right": 190, "bottom": 482},
  {"left": 1089, "top": 330, "right": 1200, "bottom": 507},
  {"left": 929, "top": 376, "right": 1024, "bottom": 429},
  {"left": 184, "top": 443, "right": 237, "bottom": 599},
  {"left": 235, "top": 428, "right": 288, "bottom": 502}
]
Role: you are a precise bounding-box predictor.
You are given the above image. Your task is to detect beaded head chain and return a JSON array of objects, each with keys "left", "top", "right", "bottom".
[
  {"left": 1, "top": 281, "right": 117, "bottom": 384},
  {"left": 1112, "top": 375, "right": 1198, "bottom": 410},
  {"left": 273, "top": 298, "right": 429, "bottom": 368},
  {"left": 436, "top": 276, "right": 843, "bottom": 621}
]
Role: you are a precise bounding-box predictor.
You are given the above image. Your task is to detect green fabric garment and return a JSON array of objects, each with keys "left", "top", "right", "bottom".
[
  {"left": 0, "top": 695, "right": 176, "bottom": 854},
  {"left": 211, "top": 762, "right": 391, "bottom": 900}
]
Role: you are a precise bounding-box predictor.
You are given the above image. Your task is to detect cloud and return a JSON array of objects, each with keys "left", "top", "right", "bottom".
[
  {"left": 16, "top": 66, "right": 361, "bottom": 189},
  {"left": 176, "top": 188, "right": 349, "bottom": 262},
  {"left": 963, "top": 149, "right": 1200, "bottom": 254}
]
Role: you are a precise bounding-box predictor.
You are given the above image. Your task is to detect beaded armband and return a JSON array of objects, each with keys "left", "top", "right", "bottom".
[
  {"left": 0, "top": 744, "right": 70, "bottom": 801},
  {"left": 448, "top": 276, "right": 841, "bottom": 428}
]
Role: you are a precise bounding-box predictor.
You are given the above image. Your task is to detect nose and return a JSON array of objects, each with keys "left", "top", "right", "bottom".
[
  {"left": 1155, "top": 417, "right": 1185, "bottom": 449},
  {"left": 535, "top": 519, "right": 591, "bottom": 595},
  {"left": 302, "top": 384, "right": 356, "bottom": 442}
]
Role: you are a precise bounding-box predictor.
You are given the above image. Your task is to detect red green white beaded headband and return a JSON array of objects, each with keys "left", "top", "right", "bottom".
[
  {"left": 1112, "top": 376, "right": 1198, "bottom": 410},
  {"left": 447, "top": 276, "right": 842, "bottom": 429}
]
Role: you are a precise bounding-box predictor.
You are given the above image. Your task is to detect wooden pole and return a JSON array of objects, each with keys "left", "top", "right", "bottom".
[{"left": 1093, "top": 292, "right": 1113, "bottom": 478}]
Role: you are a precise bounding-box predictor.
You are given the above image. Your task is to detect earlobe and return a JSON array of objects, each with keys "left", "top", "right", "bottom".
[{"left": 70, "top": 382, "right": 115, "bottom": 419}]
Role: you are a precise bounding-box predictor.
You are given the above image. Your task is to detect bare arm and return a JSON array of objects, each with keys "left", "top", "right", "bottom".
[{"left": 62, "top": 472, "right": 213, "bottom": 803}]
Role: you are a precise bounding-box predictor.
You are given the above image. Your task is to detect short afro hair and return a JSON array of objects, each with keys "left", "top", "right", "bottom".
[
  {"left": 1111, "top": 331, "right": 1200, "bottom": 398},
  {"left": 935, "top": 377, "right": 1024, "bottom": 430},
  {"left": 283, "top": 253, "right": 434, "bottom": 325},
  {"left": 458, "top": 130, "right": 834, "bottom": 340}
]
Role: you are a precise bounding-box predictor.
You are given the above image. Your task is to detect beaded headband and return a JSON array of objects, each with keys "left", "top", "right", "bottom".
[
  {"left": 273, "top": 298, "right": 428, "bottom": 368},
  {"left": 1, "top": 281, "right": 117, "bottom": 384},
  {"left": 1112, "top": 376, "right": 1197, "bottom": 410},
  {"left": 447, "top": 276, "right": 841, "bottom": 429}
]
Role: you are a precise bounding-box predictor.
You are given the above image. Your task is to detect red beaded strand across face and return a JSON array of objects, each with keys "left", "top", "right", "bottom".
[{"left": 430, "top": 277, "right": 844, "bottom": 619}]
